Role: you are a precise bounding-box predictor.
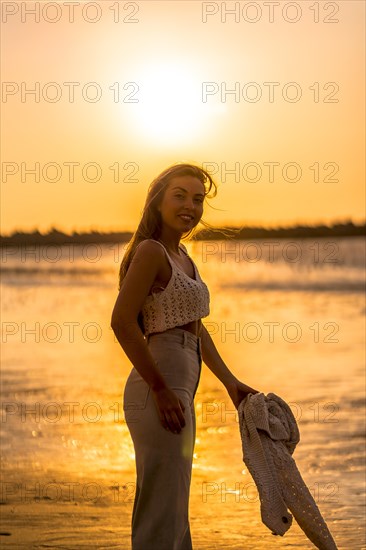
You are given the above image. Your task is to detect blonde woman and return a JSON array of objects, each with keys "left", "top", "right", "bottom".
[{"left": 111, "top": 163, "right": 259, "bottom": 550}]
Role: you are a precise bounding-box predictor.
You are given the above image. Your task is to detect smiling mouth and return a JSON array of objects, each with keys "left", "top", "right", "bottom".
[{"left": 179, "top": 215, "right": 193, "bottom": 222}]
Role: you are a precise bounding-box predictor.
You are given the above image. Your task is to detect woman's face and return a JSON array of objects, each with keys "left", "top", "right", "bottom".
[{"left": 158, "top": 175, "right": 205, "bottom": 233}]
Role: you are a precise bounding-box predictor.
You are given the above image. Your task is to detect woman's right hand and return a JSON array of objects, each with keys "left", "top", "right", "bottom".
[{"left": 151, "top": 386, "right": 186, "bottom": 434}]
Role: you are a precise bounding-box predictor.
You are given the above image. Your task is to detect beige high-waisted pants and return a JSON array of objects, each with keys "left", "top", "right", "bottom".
[{"left": 123, "top": 327, "right": 203, "bottom": 550}]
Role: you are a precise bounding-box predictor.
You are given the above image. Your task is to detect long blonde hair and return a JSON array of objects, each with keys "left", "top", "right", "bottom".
[{"left": 118, "top": 163, "right": 218, "bottom": 292}]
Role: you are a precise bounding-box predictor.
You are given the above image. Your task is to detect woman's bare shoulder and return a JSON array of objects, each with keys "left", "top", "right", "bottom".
[
  {"left": 111, "top": 240, "right": 165, "bottom": 325},
  {"left": 130, "top": 239, "right": 168, "bottom": 274},
  {"left": 133, "top": 239, "right": 166, "bottom": 259}
]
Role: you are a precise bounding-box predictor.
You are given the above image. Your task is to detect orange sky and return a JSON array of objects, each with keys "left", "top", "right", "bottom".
[{"left": 1, "top": 0, "right": 365, "bottom": 234}]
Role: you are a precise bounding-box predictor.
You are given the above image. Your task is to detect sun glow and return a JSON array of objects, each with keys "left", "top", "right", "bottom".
[{"left": 129, "top": 62, "right": 225, "bottom": 146}]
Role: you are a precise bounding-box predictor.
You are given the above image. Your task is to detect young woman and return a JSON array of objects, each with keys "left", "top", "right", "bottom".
[{"left": 111, "top": 163, "right": 259, "bottom": 550}]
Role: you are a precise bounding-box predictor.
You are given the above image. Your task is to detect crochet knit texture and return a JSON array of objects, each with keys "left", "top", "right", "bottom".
[
  {"left": 238, "top": 392, "right": 338, "bottom": 550},
  {"left": 138, "top": 239, "right": 210, "bottom": 336}
]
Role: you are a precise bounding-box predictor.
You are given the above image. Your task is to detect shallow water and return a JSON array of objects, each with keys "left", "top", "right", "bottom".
[{"left": 1, "top": 238, "right": 365, "bottom": 549}]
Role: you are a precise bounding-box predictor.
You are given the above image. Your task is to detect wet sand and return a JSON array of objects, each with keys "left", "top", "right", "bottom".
[{"left": 1, "top": 239, "right": 365, "bottom": 548}]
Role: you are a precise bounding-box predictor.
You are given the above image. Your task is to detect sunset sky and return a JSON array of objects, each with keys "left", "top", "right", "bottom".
[{"left": 1, "top": 0, "right": 365, "bottom": 234}]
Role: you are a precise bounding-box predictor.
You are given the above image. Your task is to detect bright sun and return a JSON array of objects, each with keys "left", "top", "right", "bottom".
[{"left": 128, "top": 62, "right": 225, "bottom": 146}]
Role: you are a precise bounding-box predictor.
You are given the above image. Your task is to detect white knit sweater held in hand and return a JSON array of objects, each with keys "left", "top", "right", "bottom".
[{"left": 238, "top": 392, "right": 338, "bottom": 550}]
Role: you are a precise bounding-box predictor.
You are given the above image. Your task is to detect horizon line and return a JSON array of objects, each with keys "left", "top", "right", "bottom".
[{"left": 1, "top": 218, "right": 365, "bottom": 238}]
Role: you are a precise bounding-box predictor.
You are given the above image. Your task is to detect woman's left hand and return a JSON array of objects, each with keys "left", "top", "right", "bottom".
[{"left": 225, "top": 380, "right": 260, "bottom": 410}]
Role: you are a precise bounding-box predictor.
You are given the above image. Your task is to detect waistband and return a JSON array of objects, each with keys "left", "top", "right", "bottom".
[{"left": 147, "top": 327, "right": 202, "bottom": 354}]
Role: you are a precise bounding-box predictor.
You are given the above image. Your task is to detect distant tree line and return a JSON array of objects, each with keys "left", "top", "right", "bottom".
[{"left": 0, "top": 221, "right": 365, "bottom": 246}]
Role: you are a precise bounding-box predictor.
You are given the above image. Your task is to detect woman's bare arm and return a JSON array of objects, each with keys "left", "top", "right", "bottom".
[
  {"left": 200, "top": 324, "right": 238, "bottom": 387},
  {"left": 200, "top": 324, "right": 259, "bottom": 408},
  {"left": 111, "top": 240, "right": 168, "bottom": 391},
  {"left": 111, "top": 240, "right": 186, "bottom": 432}
]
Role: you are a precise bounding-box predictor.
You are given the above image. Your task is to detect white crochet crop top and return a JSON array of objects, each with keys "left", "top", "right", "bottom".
[{"left": 137, "top": 239, "right": 210, "bottom": 336}]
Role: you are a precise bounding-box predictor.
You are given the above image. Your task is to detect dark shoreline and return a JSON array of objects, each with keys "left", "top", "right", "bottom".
[{"left": 0, "top": 221, "right": 365, "bottom": 246}]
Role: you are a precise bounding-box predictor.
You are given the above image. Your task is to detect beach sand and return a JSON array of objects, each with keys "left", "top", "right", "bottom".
[{"left": 1, "top": 239, "right": 365, "bottom": 548}]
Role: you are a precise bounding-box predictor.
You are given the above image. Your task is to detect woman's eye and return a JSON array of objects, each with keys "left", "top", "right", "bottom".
[{"left": 174, "top": 194, "right": 203, "bottom": 203}]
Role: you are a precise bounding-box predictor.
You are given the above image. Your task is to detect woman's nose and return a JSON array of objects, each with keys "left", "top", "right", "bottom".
[{"left": 183, "top": 197, "right": 195, "bottom": 209}]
